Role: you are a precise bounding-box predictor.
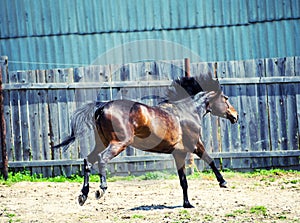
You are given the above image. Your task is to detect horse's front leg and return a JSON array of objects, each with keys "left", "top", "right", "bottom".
[
  {"left": 173, "top": 150, "right": 194, "bottom": 208},
  {"left": 78, "top": 158, "right": 92, "bottom": 206},
  {"left": 194, "top": 139, "right": 227, "bottom": 188}
]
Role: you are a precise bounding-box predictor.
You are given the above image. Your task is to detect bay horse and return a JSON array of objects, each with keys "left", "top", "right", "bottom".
[{"left": 53, "top": 73, "right": 238, "bottom": 208}]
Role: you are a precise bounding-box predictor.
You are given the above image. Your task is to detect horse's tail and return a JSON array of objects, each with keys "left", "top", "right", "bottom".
[{"left": 53, "top": 101, "right": 106, "bottom": 152}]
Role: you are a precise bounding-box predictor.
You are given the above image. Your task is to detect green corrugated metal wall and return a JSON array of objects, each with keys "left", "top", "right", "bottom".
[{"left": 0, "top": 0, "right": 299, "bottom": 71}]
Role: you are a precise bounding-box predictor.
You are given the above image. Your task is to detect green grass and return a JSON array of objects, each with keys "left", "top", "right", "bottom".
[
  {"left": 250, "top": 206, "right": 268, "bottom": 216},
  {"left": 225, "top": 209, "right": 247, "bottom": 218},
  {"left": 131, "top": 214, "right": 145, "bottom": 219},
  {"left": 244, "top": 168, "right": 299, "bottom": 178},
  {"left": 1, "top": 168, "right": 299, "bottom": 186},
  {"left": 203, "top": 214, "right": 214, "bottom": 221},
  {"left": 225, "top": 206, "right": 268, "bottom": 219},
  {"left": 178, "top": 210, "right": 191, "bottom": 221},
  {"left": 2, "top": 210, "right": 21, "bottom": 223}
]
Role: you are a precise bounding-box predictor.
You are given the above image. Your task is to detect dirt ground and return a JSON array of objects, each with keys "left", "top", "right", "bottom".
[{"left": 0, "top": 172, "right": 299, "bottom": 223}]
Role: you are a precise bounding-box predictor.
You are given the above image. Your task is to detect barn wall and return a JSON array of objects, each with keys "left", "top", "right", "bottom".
[{"left": 0, "top": 0, "right": 299, "bottom": 71}]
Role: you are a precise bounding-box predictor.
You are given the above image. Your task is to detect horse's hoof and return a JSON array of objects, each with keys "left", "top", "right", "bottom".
[
  {"left": 183, "top": 202, "right": 195, "bottom": 208},
  {"left": 219, "top": 181, "right": 227, "bottom": 188},
  {"left": 78, "top": 194, "right": 87, "bottom": 206},
  {"left": 95, "top": 190, "right": 105, "bottom": 200}
]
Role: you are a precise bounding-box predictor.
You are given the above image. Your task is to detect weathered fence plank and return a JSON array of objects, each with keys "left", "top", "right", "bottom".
[
  {"left": 47, "top": 69, "right": 61, "bottom": 176},
  {"left": 37, "top": 69, "right": 52, "bottom": 177},
  {"left": 10, "top": 71, "right": 23, "bottom": 163},
  {"left": 18, "top": 71, "right": 30, "bottom": 162},
  {"left": 27, "top": 70, "right": 42, "bottom": 175},
  {"left": 266, "top": 58, "right": 289, "bottom": 167},
  {"left": 286, "top": 57, "right": 300, "bottom": 167},
  {"left": 57, "top": 68, "right": 72, "bottom": 176},
  {"left": 0, "top": 56, "right": 8, "bottom": 179}
]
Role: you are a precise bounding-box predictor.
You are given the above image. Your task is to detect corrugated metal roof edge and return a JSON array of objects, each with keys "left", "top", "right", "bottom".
[{"left": 1, "top": 16, "right": 299, "bottom": 40}]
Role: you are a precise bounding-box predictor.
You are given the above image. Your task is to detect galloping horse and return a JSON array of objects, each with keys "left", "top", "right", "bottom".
[{"left": 54, "top": 72, "right": 238, "bottom": 208}]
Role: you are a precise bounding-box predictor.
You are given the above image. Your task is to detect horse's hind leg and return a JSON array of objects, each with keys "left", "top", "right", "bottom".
[
  {"left": 78, "top": 130, "right": 106, "bottom": 206},
  {"left": 78, "top": 158, "right": 92, "bottom": 206},
  {"left": 194, "top": 139, "right": 227, "bottom": 188},
  {"left": 95, "top": 141, "right": 128, "bottom": 199}
]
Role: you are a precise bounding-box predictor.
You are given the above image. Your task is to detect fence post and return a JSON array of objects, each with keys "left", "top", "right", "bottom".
[
  {"left": 0, "top": 56, "right": 8, "bottom": 180},
  {"left": 184, "top": 58, "right": 190, "bottom": 78},
  {"left": 184, "top": 58, "right": 195, "bottom": 175}
]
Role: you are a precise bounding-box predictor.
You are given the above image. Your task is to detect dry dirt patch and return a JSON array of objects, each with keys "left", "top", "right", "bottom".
[{"left": 0, "top": 173, "right": 299, "bottom": 222}]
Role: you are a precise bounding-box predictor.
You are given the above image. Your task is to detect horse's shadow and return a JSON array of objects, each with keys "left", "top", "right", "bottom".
[{"left": 130, "top": 204, "right": 181, "bottom": 211}]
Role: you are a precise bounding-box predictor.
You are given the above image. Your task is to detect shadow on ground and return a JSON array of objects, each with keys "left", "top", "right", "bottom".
[{"left": 130, "top": 205, "right": 181, "bottom": 211}]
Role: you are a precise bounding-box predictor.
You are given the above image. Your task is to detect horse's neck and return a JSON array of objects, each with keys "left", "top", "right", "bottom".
[
  {"left": 193, "top": 91, "right": 209, "bottom": 118},
  {"left": 158, "top": 96, "right": 203, "bottom": 123}
]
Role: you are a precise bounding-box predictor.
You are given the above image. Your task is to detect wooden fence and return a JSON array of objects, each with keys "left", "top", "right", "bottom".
[{"left": 0, "top": 56, "right": 300, "bottom": 177}]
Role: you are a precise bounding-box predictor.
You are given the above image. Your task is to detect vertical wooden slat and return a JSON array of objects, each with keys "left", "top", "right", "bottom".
[
  {"left": 17, "top": 71, "right": 30, "bottom": 162},
  {"left": 58, "top": 68, "right": 72, "bottom": 176},
  {"left": 0, "top": 56, "right": 8, "bottom": 180},
  {"left": 74, "top": 67, "right": 91, "bottom": 161},
  {"left": 47, "top": 69, "right": 61, "bottom": 176},
  {"left": 152, "top": 61, "right": 166, "bottom": 105},
  {"left": 285, "top": 57, "right": 299, "bottom": 167},
  {"left": 28, "top": 70, "right": 42, "bottom": 175},
  {"left": 244, "top": 59, "right": 268, "bottom": 168},
  {"left": 214, "top": 62, "right": 231, "bottom": 168},
  {"left": 37, "top": 69, "right": 51, "bottom": 177},
  {"left": 66, "top": 68, "right": 79, "bottom": 175},
  {"left": 108, "top": 64, "right": 119, "bottom": 100},
  {"left": 2, "top": 63, "right": 13, "bottom": 165},
  {"left": 96, "top": 64, "right": 110, "bottom": 101},
  {"left": 217, "top": 61, "right": 233, "bottom": 169},
  {"left": 139, "top": 61, "right": 151, "bottom": 105},
  {"left": 10, "top": 71, "right": 22, "bottom": 163},
  {"left": 266, "top": 58, "right": 289, "bottom": 167},
  {"left": 254, "top": 59, "right": 272, "bottom": 168},
  {"left": 295, "top": 57, "right": 300, "bottom": 160},
  {"left": 297, "top": 92, "right": 300, "bottom": 165}
]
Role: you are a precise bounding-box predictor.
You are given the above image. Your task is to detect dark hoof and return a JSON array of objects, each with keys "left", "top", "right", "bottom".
[
  {"left": 219, "top": 181, "right": 227, "bottom": 188},
  {"left": 95, "top": 190, "right": 105, "bottom": 200},
  {"left": 78, "top": 194, "right": 87, "bottom": 206},
  {"left": 183, "top": 202, "right": 195, "bottom": 208}
]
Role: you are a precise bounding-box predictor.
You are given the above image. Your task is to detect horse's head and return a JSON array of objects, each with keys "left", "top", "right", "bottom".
[
  {"left": 205, "top": 90, "right": 238, "bottom": 124},
  {"left": 168, "top": 73, "right": 238, "bottom": 124}
]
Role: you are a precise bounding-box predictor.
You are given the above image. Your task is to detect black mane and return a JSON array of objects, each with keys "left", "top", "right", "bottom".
[{"left": 166, "top": 72, "right": 221, "bottom": 101}]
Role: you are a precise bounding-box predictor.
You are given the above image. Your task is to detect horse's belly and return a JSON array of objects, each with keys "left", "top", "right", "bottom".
[{"left": 132, "top": 137, "right": 176, "bottom": 154}]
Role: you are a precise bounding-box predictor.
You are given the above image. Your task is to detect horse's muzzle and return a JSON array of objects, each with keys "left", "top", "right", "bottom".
[{"left": 227, "top": 113, "right": 238, "bottom": 124}]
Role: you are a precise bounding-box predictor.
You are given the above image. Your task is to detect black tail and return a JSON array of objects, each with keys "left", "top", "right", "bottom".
[
  {"left": 52, "top": 135, "right": 76, "bottom": 152},
  {"left": 53, "top": 101, "right": 106, "bottom": 152}
]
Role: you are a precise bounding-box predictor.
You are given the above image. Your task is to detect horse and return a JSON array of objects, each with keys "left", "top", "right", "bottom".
[{"left": 53, "top": 72, "right": 238, "bottom": 208}]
